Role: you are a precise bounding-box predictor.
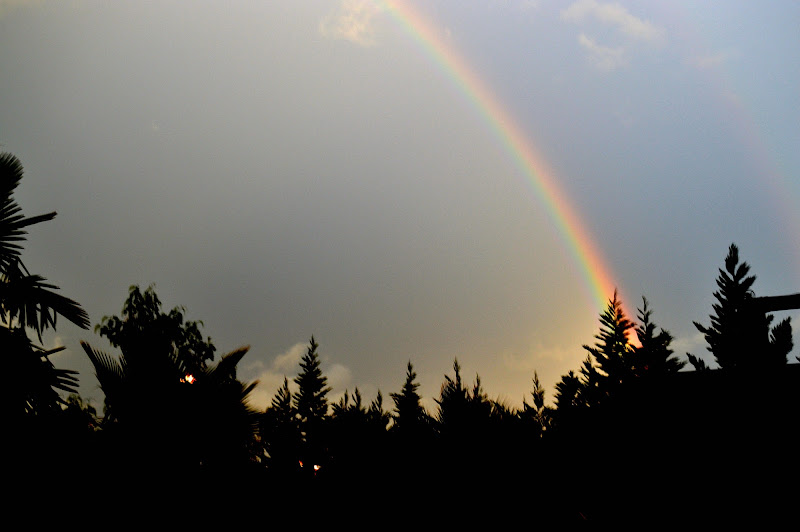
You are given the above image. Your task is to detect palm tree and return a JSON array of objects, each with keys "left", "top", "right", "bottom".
[{"left": 0, "top": 152, "right": 90, "bottom": 417}]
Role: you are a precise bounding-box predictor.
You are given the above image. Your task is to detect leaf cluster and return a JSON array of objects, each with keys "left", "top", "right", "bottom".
[{"left": 0, "top": 153, "right": 89, "bottom": 417}]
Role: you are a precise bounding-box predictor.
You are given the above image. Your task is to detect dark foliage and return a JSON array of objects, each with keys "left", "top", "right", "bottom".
[
  {"left": 292, "top": 336, "right": 332, "bottom": 476},
  {"left": 4, "top": 163, "right": 796, "bottom": 524},
  {"left": 634, "top": 296, "right": 686, "bottom": 375},
  {"left": 390, "top": 361, "right": 431, "bottom": 434},
  {"left": 96, "top": 284, "right": 216, "bottom": 377},
  {"left": 81, "top": 286, "right": 260, "bottom": 481},
  {"left": 260, "top": 376, "right": 302, "bottom": 477},
  {"left": 692, "top": 243, "right": 793, "bottom": 370},
  {"left": 0, "top": 153, "right": 89, "bottom": 422}
]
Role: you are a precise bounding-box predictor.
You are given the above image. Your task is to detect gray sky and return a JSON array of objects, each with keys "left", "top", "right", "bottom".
[{"left": 2, "top": 0, "right": 799, "bottom": 411}]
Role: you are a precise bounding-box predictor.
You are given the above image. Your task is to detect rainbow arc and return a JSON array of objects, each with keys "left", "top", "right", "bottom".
[{"left": 382, "top": 1, "right": 620, "bottom": 312}]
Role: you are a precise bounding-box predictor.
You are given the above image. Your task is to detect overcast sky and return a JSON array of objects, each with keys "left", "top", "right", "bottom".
[{"left": 2, "top": 0, "right": 799, "bottom": 411}]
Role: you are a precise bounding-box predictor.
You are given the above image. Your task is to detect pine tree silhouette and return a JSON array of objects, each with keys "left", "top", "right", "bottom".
[
  {"left": 292, "top": 336, "right": 331, "bottom": 476},
  {"left": 692, "top": 243, "right": 793, "bottom": 370}
]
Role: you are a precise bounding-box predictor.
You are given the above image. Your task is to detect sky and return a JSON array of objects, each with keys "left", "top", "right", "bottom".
[{"left": 2, "top": 0, "right": 799, "bottom": 412}]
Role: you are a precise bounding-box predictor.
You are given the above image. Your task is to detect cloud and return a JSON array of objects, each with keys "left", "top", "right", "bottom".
[
  {"left": 562, "top": 0, "right": 665, "bottom": 44},
  {"left": 245, "top": 341, "right": 353, "bottom": 411},
  {"left": 245, "top": 342, "right": 304, "bottom": 410},
  {"left": 577, "top": 33, "right": 627, "bottom": 71},
  {"left": 247, "top": 375, "right": 289, "bottom": 412},
  {"left": 561, "top": 1, "right": 664, "bottom": 72},
  {"left": 273, "top": 341, "right": 306, "bottom": 372},
  {"left": 326, "top": 362, "right": 353, "bottom": 391},
  {"left": 319, "top": 0, "right": 381, "bottom": 47}
]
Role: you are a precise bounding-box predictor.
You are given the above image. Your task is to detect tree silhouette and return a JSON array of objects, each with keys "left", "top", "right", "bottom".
[
  {"left": 633, "top": 296, "right": 685, "bottom": 376},
  {"left": 84, "top": 285, "right": 218, "bottom": 422},
  {"left": 692, "top": 243, "right": 793, "bottom": 370},
  {"left": 383, "top": 361, "right": 432, "bottom": 486},
  {"left": 390, "top": 361, "right": 430, "bottom": 434},
  {"left": 261, "top": 377, "right": 301, "bottom": 477},
  {"left": 81, "top": 286, "right": 258, "bottom": 478},
  {"left": 553, "top": 370, "right": 581, "bottom": 413},
  {"left": 550, "top": 292, "right": 692, "bottom": 523},
  {"left": 685, "top": 352, "right": 710, "bottom": 371},
  {"left": 96, "top": 284, "right": 216, "bottom": 378},
  {"left": 327, "top": 388, "right": 389, "bottom": 485},
  {"left": 521, "top": 371, "right": 552, "bottom": 437},
  {"left": 0, "top": 152, "right": 89, "bottom": 419},
  {"left": 434, "top": 358, "right": 472, "bottom": 434},
  {"left": 292, "top": 336, "right": 331, "bottom": 475},
  {"left": 367, "top": 390, "right": 391, "bottom": 433},
  {"left": 433, "top": 359, "right": 502, "bottom": 485},
  {"left": 582, "top": 290, "right": 635, "bottom": 397}
]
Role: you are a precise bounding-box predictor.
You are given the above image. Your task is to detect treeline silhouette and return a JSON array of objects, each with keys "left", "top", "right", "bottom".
[{"left": 4, "top": 152, "right": 799, "bottom": 523}]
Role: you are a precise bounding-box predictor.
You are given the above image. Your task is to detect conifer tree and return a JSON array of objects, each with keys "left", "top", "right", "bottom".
[
  {"left": 261, "top": 377, "right": 300, "bottom": 475},
  {"left": 577, "top": 355, "right": 605, "bottom": 407},
  {"left": 522, "top": 371, "right": 552, "bottom": 435},
  {"left": 583, "top": 291, "right": 635, "bottom": 393},
  {"left": 633, "top": 297, "right": 685, "bottom": 375},
  {"left": 386, "top": 361, "right": 432, "bottom": 482},
  {"left": 553, "top": 370, "right": 581, "bottom": 413},
  {"left": 293, "top": 336, "right": 330, "bottom": 424},
  {"left": 367, "top": 391, "right": 391, "bottom": 432},
  {"left": 435, "top": 358, "right": 470, "bottom": 432},
  {"left": 692, "top": 244, "right": 756, "bottom": 369},
  {"left": 292, "top": 336, "right": 331, "bottom": 471},
  {"left": 326, "top": 387, "right": 390, "bottom": 485},
  {"left": 769, "top": 318, "right": 793, "bottom": 366},
  {"left": 685, "top": 352, "right": 710, "bottom": 372},
  {"left": 271, "top": 377, "right": 294, "bottom": 419},
  {"left": 692, "top": 244, "right": 793, "bottom": 369},
  {"left": 433, "top": 359, "right": 496, "bottom": 447},
  {"left": 433, "top": 359, "right": 498, "bottom": 484},
  {"left": 390, "top": 361, "right": 429, "bottom": 433},
  {"left": 552, "top": 291, "right": 638, "bottom": 429}
]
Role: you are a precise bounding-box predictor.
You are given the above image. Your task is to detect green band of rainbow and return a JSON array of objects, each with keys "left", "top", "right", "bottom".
[{"left": 382, "top": 1, "right": 617, "bottom": 311}]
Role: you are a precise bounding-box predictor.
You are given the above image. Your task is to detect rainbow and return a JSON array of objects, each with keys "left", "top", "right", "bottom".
[{"left": 381, "top": 1, "right": 619, "bottom": 312}]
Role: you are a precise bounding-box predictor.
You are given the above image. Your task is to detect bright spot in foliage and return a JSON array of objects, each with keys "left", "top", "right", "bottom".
[
  {"left": 181, "top": 374, "right": 196, "bottom": 384},
  {"left": 298, "top": 461, "right": 321, "bottom": 474}
]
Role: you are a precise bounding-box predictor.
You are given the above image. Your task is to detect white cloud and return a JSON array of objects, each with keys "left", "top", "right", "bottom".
[
  {"left": 319, "top": 0, "right": 381, "bottom": 47},
  {"left": 245, "top": 341, "right": 304, "bottom": 410},
  {"left": 248, "top": 373, "right": 293, "bottom": 412},
  {"left": 578, "top": 33, "right": 627, "bottom": 71},
  {"left": 273, "top": 341, "right": 306, "bottom": 372},
  {"left": 326, "top": 363, "right": 353, "bottom": 391},
  {"left": 561, "top": 1, "right": 664, "bottom": 72},
  {"left": 562, "top": 0, "right": 665, "bottom": 44},
  {"left": 245, "top": 341, "right": 354, "bottom": 411}
]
